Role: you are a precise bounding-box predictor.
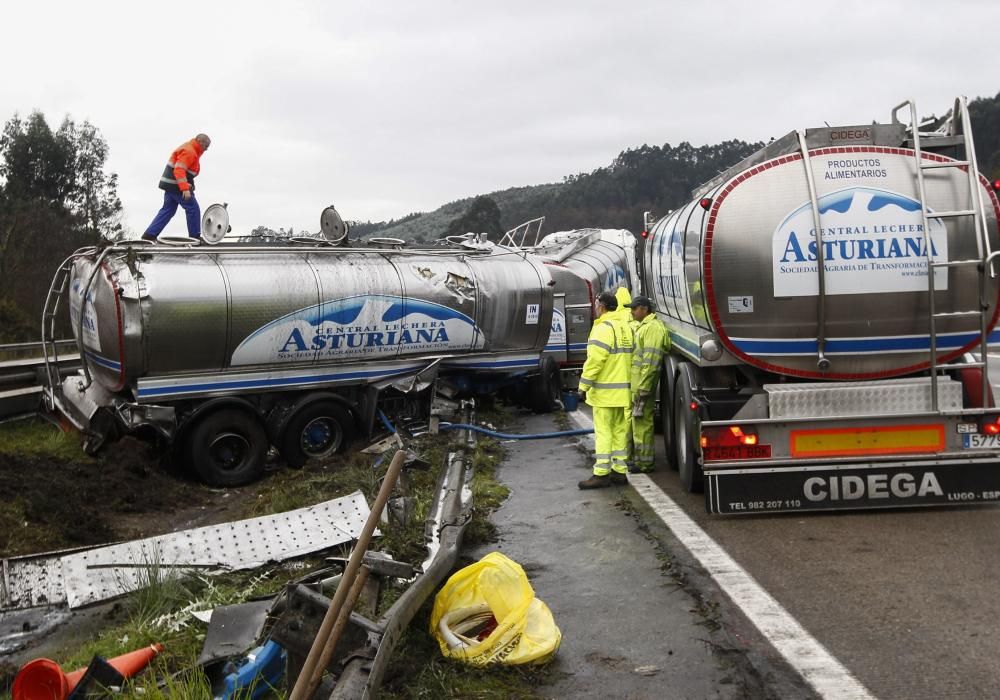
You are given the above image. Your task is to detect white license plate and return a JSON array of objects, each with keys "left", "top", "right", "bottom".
[{"left": 963, "top": 434, "right": 1000, "bottom": 449}]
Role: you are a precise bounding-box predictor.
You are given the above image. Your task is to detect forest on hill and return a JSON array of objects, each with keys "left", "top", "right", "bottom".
[
  {"left": 360, "top": 92, "right": 1000, "bottom": 243},
  {"left": 1, "top": 93, "right": 999, "bottom": 341}
]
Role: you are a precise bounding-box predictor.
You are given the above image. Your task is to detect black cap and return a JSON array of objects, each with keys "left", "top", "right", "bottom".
[{"left": 625, "top": 295, "right": 654, "bottom": 309}]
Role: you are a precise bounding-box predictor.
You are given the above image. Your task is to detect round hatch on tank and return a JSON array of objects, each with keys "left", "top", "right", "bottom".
[
  {"left": 320, "top": 205, "right": 349, "bottom": 244},
  {"left": 201, "top": 203, "right": 230, "bottom": 244}
]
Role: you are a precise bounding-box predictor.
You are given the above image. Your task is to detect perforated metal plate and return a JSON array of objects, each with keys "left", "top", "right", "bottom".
[
  {"left": 765, "top": 377, "right": 963, "bottom": 418},
  {"left": 1, "top": 492, "right": 372, "bottom": 611},
  {"left": 1, "top": 548, "right": 77, "bottom": 609}
]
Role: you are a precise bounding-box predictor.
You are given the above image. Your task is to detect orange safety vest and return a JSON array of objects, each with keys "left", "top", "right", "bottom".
[{"left": 158, "top": 138, "right": 205, "bottom": 193}]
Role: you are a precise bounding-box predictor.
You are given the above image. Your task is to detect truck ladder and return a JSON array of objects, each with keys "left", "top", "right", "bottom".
[
  {"left": 40, "top": 256, "right": 78, "bottom": 410},
  {"left": 41, "top": 247, "right": 106, "bottom": 410},
  {"left": 893, "top": 97, "right": 993, "bottom": 411},
  {"left": 796, "top": 131, "right": 831, "bottom": 371}
]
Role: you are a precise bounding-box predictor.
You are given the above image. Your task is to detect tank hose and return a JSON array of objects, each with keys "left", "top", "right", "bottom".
[
  {"left": 439, "top": 422, "right": 593, "bottom": 440},
  {"left": 377, "top": 410, "right": 396, "bottom": 434}
]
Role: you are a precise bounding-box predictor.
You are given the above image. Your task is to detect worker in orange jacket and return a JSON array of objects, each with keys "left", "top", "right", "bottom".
[{"left": 142, "top": 134, "right": 211, "bottom": 241}]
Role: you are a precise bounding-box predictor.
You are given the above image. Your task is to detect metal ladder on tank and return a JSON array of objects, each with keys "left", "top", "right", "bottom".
[
  {"left": 894, "top": 96, "right": 994, "bottom": 412},
  {"left": 40, "top": 247, "right": 102, "bottom": 411}
]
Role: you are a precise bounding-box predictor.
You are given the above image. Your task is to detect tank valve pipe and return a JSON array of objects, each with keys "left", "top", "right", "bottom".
[
  {"left": 438, "top": 423, "right": 593, "bottom": 440},
  {"left": 797, "top": 130, "right": 831, "bottom": 372}
]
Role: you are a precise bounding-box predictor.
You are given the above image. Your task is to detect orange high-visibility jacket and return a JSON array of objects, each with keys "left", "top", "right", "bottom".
[{"left": 158, "top": 138, "right": 205, "bottom": 193}]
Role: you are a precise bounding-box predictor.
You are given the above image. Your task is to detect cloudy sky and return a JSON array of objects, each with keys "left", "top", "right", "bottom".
[{"left": 4, "top": 0, "right": 999, "bottom": 237}]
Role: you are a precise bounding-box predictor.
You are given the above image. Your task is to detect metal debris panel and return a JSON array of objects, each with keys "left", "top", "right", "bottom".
[{"left": 1, "top": 491, "right": 371, "bottom": 611}]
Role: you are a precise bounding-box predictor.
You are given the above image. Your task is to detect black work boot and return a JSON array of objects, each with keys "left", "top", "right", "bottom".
[
  {"left": 141, "top": 233, "right": 157, "bottom": 242},
  {"left": 610, "top": 471, "right": 628, "bottom": 485},
  {"left": 578, "top": 474, "right": 611, "bottom": 489}
]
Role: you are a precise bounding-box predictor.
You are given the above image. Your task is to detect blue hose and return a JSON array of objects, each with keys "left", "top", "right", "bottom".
[
  {"left": 378, "top": 410, "right": 396, "bottom": 434},
  {"left": 438, "top": 422, "right": 593, "bottom": 440}
]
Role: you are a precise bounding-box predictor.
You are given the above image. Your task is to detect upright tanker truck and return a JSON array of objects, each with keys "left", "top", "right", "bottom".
[{"left": 643, "top": 96, "right": 1000, "bottom": 513}]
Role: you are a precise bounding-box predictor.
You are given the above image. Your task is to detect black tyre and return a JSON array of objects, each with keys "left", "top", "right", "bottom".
[
  {"left": 187, "top": 409, "right": 267, "bottom": 487},
  {"left": 280, "top": 401, "right": 354, "bottom": 468},
  {"left": 659, "top": 362, "right": 678, "bottom": 471},
  {"left": 530, "top": 355, "right": 562, "bottom": 413},
  {"left": 674, "top": 366, "right": 703, "bottom": 493}
]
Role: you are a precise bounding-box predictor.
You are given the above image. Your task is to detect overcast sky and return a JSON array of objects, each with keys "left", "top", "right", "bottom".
[{"left": 4, "top": 0, "right": 999, "bottom": 237}]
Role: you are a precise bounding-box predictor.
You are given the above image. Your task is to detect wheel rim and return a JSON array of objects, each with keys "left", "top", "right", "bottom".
[
  {"left": 300, "top": 416, "right": 342, "bottom": 459},
  {"left": 209, "top": 432, "right": 251, "bottom": 473},
  {"left": 675, "top": 399, "right": 688, "bottom": 469}
]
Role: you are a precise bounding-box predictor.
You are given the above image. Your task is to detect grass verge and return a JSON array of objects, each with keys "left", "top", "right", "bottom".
[{"left": 1, "top": 406, "right": 551, "bottom": 699}]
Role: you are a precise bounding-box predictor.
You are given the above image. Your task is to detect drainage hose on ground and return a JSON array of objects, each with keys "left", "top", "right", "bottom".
[{"left": 438, "top": 423, "right": 593, "bottom": 440}]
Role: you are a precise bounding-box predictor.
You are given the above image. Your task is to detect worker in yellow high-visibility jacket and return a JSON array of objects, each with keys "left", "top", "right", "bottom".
[
  {"left": 625, "top": 295, "right": 670, "bottom": 473},
  {"left": 578, "top": 291, "right": 634, "bottom": 489}
]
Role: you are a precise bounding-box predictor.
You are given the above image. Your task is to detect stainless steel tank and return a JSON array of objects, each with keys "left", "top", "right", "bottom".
[
  {"left": 533, "top": 229, "right": 637, "bottom": 364},
  {"left": 68, "top": 245, "right": 553, "bottom": 396},
  {"left": 645, "top": 137, "right": 1000, "bottom": 379}
]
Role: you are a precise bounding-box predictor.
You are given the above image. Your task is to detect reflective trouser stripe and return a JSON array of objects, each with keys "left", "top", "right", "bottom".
[
  {"left": 593, "top": 405, "right": 629, "bottom": 476},
  {"left": 631, "top": 395, "right": 656, "bottom": 468}
]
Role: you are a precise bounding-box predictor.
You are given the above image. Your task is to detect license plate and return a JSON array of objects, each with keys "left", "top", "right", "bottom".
[
  {"left": 703, "top": 444, "right": 772, "bottom": 461},
  {"left": 963, "top": 434, "right": 1000, "bottom": 449}
]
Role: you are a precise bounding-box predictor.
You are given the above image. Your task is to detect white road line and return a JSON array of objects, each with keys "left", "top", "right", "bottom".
[{"left": 568, "top": 410, "right": 875, "bottom": 700}]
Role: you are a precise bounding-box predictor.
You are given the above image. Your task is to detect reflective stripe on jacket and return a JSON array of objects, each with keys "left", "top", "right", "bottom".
[
  {"left": 580, "top": 311, "right": 633, "bottom": 407},
  {"left": 158, "top": 139, "right": 204, "bottom": 193},
  {"left": 630, "top": 312, "right": 670, "bottom": 394}
]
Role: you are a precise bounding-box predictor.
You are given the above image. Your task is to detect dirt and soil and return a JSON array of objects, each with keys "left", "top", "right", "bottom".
[{"left": 0, "top": 430, "right": 273, "bottom": 560}]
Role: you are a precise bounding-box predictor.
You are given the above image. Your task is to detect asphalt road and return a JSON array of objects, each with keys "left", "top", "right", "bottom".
[
  {"left": 471, "top": 411, "right": 763, "bottom": 699},
  {"left": 647, "top": 453, "right": 1000, "bottom": 699}
]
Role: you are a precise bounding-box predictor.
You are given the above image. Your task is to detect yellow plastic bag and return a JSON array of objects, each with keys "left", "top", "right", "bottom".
[{"left": 430, "top": 552, "right": 561, "bottom": 665}]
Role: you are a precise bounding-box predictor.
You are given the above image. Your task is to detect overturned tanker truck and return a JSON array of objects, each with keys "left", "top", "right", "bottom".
[
  {"left": 42, "top": 217, "right": 634, "bottom": 486},
  {"left": 643, "top": 96, "right": 1000, "bottom": 514}
]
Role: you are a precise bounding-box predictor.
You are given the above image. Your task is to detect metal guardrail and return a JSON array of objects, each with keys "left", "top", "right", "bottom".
[{"left": 0, "top": 341, "right": 79, "bottom": 420}]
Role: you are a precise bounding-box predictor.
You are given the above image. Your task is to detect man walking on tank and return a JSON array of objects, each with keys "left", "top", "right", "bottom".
[
  {"left": 578, "top": 291, "right": 634, "bottom": 489},
  {"left": 625, "top": 295, "right": 670, "bottom": 473},
  {"left": 142, "top": 133, "right": 211, "bottom": 241}
]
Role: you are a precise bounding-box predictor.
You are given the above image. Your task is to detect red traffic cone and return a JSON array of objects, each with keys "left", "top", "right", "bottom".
[
  {"left": 12, "top": 643, "right": 164, "bottom": 700},
  {"left": 100, "top": 643, "right": 164, "bottom": 681}
]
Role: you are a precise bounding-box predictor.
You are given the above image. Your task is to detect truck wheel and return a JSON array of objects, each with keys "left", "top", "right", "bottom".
[
  {"left": 674, "top": 367, "right": 703, "bottom": 493},
  {"left": 187, "top": 409, "right": 267, "bottom": 487},
  {"left": 660, "top": 367, "right": 677, "bottom": 471},
  {"left": 280, "top": 401, "right": 354, "bottom": 468},
  {"left": 530, "top": 356, "right": 561, "bottom": 413}
]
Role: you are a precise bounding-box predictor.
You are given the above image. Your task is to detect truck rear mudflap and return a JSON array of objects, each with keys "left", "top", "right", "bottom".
[{"left": 705, "top": 458, "right": 1000, "bottom": 514}]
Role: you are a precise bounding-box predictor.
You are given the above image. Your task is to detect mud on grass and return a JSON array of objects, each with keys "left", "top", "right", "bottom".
[
  {"left": 0, "top": 414, "right": 525, "bottom": 697},
  {"left": 0, "top": 419, "right": 213, "bottom": 558}
]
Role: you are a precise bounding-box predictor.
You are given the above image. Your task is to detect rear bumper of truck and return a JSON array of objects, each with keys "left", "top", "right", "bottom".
[
  {"left": 705, "top": 455, "right": 1000, "bottom": 514},
  {"left": 701, "top": 408, "right": 1000, "bottom": 514}
]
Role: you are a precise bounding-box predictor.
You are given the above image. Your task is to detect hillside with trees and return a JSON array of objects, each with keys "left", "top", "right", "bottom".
[
  {"left": 1, "top": 94, "right": 998, "bottom": 343},
  {"left": 360, "top": 91, "right": 1000, "bottom": 244},
  {"left": 0, "top": 112, "right": 123, "bottom": 341}
]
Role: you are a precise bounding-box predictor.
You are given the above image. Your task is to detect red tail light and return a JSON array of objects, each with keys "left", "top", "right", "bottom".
[
  {"left": 699, "top": 198, "right": 712, "bottom": 210},
  {"left": 993, "top": 179, "right": 1000, "bottom": 192},
  {"left": 701, "top": 425, "right": 760, "bottom": 447},
  {"left": 641, "top": 230, "right": 649, "bottom": 239},
  {"left": 983, "top": 418, "right": 1000, "bottom": 435},
  {"left": 700, "top": 424, "right": 771, "bottom": 461}
]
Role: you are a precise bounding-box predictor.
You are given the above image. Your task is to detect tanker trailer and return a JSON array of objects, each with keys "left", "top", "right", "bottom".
[
  {"left": 643, "top": 96, "right": 1000, "bottom": 513},
  {"left": 530, "top": 228, "right": 638, "bottom": 366},
  {"left": 42, "top": 239, "right": 557, "bottom": 486}
]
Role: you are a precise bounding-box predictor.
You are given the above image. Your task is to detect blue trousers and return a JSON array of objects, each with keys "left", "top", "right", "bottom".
[{"left": 145, "top": 191, "right": 201, "bottom": 237}]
